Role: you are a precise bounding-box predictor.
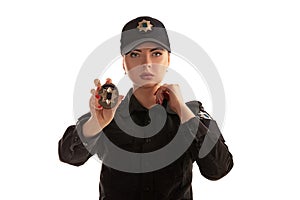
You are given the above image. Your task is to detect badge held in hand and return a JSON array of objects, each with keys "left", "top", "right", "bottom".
[{"left": 98, "top": 83, "right": 119, "bottom": 109}]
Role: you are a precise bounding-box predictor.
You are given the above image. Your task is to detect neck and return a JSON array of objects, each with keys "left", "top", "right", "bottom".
[{"left": 132, "top": 83, "right": 160, "bottom": 109}]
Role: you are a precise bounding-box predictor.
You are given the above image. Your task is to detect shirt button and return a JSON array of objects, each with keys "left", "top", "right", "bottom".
[
  {"left": 145, "top": 138, "right": 151, "bottom": 143},
  {"left": 74, "top": 136, "right": 79, "bottom": 142}
]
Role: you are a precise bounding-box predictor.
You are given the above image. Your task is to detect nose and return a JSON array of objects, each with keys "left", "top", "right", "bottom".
[{"left": 142, "top": 53, "right": 152, "bottom": 68}]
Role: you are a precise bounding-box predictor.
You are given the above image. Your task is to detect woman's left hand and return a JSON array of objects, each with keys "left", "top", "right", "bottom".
[
  {"left": 155, "top": 83, "right": 196, "bottom": 123},
  {"left": 155, "top": 84, "right": 196, "bottom": 123},
  {"left": 154, "top": 84, "right": 185, "bottom": 115}
]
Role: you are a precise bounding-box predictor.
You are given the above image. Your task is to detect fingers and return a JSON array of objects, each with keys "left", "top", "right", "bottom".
[
  {"left": 90, "top": 95, "right": 103, "bottom": 110},
  {"left": 92, "top": 77, "right": 112, "bottom": 109},
  {"left": 154, "top": 83, "right": 181, "bottom": 104},
  {"left": 90, "top": 89, "right": 103, "bottom": 110},
  {"left": 155, "top": 89, "right": 163, "bottom": 104},
  {"left": 94, "top": 78, "right": 113, "bottom": 99},
  {"left": 94, "top": 79, "right": 101, "bottom": 88},
  {"left": 155, "top": 85, "right": 170, "bottom": 104},
  {"left": 90, "top": 88, "right": 96, "bottom": 95},
  {"left": 94, "top": 78, "right": 113, "bottom": 87},
  {"left": 105, "top": 78, "right": 112, "bottom": 84}
]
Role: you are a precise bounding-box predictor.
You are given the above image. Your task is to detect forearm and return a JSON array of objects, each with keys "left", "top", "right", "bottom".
[
  {"left": 82, "top": 117, "right": 103, "bottom": 138},
  {"left": 187, "top": 118, "right": 233, "bottom": 180},
  {"left": 178, "top": 101, "right": 233, "bottom": 180},
  {"left": 196, "top": 133, "right": 234, "bottom": 180},
  {"left": 177, "top": 103, "right": 196, "bottom": 124}
]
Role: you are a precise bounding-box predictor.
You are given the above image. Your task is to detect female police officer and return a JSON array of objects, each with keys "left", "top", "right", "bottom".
[{"left": 58, "top": 16, "right": 233, "bottom": 200}]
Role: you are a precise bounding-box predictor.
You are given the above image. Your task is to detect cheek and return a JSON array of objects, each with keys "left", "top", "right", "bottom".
[
  {"left": 152, "top": 65, "right": 167, "bottom": 79},
  {"left": 126, "top": 65, "right": 143, "bottom": 83},
  {"left": 124, "top": 61, "right": 133, "bottom": 71},
  {"left": 124, "top": 59, "right": 144, "bottom": 72},
  {"left": 157, "top": 55, "right": 169, "bottom": 67}
]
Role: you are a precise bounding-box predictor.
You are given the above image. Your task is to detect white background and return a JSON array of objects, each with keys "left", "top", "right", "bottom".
[{"left": 1, "top": 0, "right": 299, "bottom": 199}]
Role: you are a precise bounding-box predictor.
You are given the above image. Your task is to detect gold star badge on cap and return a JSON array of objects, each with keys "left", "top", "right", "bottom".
[{"left": 137, "top": 19, "right": 153, "bottom": 32}]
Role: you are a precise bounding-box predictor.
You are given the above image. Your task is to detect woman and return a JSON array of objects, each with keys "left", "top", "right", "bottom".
[{"left": 59, "top": 16, "right": 233, "bottom": 200}]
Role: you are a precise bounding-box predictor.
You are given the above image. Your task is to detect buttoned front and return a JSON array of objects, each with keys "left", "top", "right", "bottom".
[{"left": 58, "top": 88, "right": 233, "bottom": 200}]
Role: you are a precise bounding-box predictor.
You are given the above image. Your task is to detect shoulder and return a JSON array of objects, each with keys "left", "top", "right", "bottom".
[
  {"left": 185, "top": 100, "right": 204, "bottom": 115},
  {"left": 186, "top": 101, "right": 213, "bottom": 120}
]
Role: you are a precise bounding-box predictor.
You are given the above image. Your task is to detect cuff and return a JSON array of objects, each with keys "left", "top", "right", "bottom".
[{"left": 76, "top": 113, "right": 102, "bottom": 152}]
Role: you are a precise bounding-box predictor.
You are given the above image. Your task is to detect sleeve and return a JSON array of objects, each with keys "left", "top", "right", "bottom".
[
  {"left": 183, "top": 101, "right": 234, "bottom": 180},
  {"left": 58, "top": 112, "right": 103, "bottom": 166}
]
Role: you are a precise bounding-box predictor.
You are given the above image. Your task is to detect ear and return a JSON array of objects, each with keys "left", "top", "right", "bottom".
[
  {"left": 122, "top": 56, "right": 126, "bottom": 72},
  {"left": 167, "top": 52, "right": 170, "bottom": 67}
]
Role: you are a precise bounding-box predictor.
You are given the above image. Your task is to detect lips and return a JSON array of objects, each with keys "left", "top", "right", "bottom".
[{"left": 139, "top": 72, "right": 154, "bottom": 80}]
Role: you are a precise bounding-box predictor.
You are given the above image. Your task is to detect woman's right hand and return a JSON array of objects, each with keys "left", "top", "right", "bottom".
[{"left": 82, "top": 78, "right": 124, "bottom": 138}]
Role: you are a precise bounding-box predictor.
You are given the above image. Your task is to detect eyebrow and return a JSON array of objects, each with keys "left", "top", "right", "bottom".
[
  {"left": 131, "top": 49, "right": 141, "bottom": 52},
  {"left": 150, "top": 47, "right": 165, "bottom": 52},
  {"left": 131, "top": 47, "right": 165, "bottom": 52}
]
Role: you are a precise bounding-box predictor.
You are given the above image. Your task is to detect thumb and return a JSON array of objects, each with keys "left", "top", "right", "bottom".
[{"left": 113, "top": 95, "right": 124, "bottom": 110}]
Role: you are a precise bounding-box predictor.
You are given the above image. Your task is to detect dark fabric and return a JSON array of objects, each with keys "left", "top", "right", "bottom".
[{"left": 58, "top": 88, "right": 233, "bottom": 200}]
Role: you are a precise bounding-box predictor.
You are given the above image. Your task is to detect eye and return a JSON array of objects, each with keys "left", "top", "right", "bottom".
[
  {"left": 130, "top": 52, "right": 139, "bottom": 58},
  {"left": 152, "top": 52, "right": 162, "bottom": 57}
]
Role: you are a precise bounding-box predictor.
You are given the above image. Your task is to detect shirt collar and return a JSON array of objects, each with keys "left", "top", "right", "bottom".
[{"left": 116, "top": 88, "right": 177, "bottom": 118}]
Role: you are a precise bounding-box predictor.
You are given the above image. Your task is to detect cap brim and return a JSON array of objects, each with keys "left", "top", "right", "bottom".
[{"left": 121, "top": 38, "right": 171, "bottom": 55}]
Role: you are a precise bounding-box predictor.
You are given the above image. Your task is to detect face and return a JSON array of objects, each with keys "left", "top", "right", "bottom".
[{"left": 123, "top": 42, "right": 170, "bottom": 88}]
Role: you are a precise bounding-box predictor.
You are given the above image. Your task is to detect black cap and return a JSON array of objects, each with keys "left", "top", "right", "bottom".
[{"left": 120, "top": 16, "right": 171, "bottom": 55}]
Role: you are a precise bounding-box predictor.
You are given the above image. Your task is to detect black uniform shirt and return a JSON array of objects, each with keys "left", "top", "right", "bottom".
[{"left": 58, "top": 88, "right": 233, "bottom": 200}]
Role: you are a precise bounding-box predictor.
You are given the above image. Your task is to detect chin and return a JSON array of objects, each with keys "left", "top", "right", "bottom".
[{"left": 135, "top": 81, "right": 159, "bottom": 88}]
